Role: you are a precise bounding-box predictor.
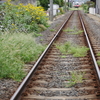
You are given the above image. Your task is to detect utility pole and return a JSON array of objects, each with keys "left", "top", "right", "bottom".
[
  {"left": 50, "top": 0, "right": 53, "bottom": 21},
  {"left": 64, "top": 0, "right": 67, "bottom": 12}
]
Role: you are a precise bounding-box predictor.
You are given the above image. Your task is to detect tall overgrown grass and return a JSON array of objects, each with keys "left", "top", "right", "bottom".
[{"left": 0, "top": 33, "right": 45, "bottom": 81}]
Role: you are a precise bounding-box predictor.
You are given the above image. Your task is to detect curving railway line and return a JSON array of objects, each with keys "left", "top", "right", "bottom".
[{"left": 10, "top": 10, "right": 100, "bottom": 100}]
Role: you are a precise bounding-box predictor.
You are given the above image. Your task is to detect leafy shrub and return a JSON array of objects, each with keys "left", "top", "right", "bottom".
[
  {"left": 82, "top": 1, "right": 95, "bottom": 13},
  {"left": 39, "top": 0, "right": 64, "bottom": 10},
  {"left": 0, "top": 0, "right": 48, "bottom": 33},
  {"left": 59, "top": 7, "right": 64, "bottom": 14},
  {"left": 97, "top": 60, "right": 100, "bottom": 66},
  {"left": 0, "top": 33, "right": 45, "bottom": 81},
  {"left": 82, "top": 4, "right": 89, "bottom": 13},
  {"left": 86, "top": 1, "right": 95, "bottom": 8}
]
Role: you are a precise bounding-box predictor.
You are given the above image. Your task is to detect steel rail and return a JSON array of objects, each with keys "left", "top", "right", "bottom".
[
  {"left": 78, "top": 11, "right": 100, "bottom": 83},
  {"left": 10, "top": 11, "right": 74, "bottom": 100}
]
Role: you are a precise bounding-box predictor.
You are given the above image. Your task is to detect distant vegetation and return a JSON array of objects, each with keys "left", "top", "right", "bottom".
[
  {"left": 38, "top": 0, "right": 64, "bottom": 10},
  {"left": 82, "top": 1, "right": 95, "bottom": 13}
]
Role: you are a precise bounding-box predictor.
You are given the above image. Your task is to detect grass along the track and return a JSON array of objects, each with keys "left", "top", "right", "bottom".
[
  {"left": 0, "top": 33, "right": 45, "bottom": 81},
  {"left": 69, "top": 7, "right": 83, "bottom": 11},
  {"left": 55, "top": 42, "right": 89, "bottom": 57}
]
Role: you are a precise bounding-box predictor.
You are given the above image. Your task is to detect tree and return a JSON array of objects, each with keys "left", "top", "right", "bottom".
[
  {"left": 86, "top": 1, "right": 95, "bottom": 8},
  {"left": 39, "top": 0, "right": 64, "bottom": 10},
  {"left": 38, "top": 0, "right": 49, "bottom": 10},
  {"left": 53, "top": 0, "right": 64, "bottom": 7}
]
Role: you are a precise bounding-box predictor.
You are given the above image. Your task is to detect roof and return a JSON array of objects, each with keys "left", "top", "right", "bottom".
[{"left": 0, "top": 1, "right": 6, "bottom": 4}]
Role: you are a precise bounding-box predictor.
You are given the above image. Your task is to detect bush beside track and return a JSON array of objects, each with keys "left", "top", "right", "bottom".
[
  {"left": 0, "top": 0, "right": 48, "bottom": 33},
  {"left": 0, "top": 33, "right": 45, "bottom": 81},
  {"left": 0, "top": 0, "right": 47, "bottom": 81}
]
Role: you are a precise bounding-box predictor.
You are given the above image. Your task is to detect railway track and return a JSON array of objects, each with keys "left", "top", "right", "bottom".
[{"left": 10, "top": 10, "right": 100, "bottom": 100}]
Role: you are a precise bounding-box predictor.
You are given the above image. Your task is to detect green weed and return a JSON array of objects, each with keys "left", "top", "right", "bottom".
[
  {"left": 97, "top": 53, "right": 100, "bottom": 56},
  {"left": 33, "top": 32, "right": 43, "bottom": 37},
  {"left": 96, "top": 53, "right": 100, "bottom": 66},
  {"left": 97, "top": 60, "right": 100, "bottom": 66},
  {"left": 55, "top": 42, "right": 89, "bottom": 57},
  {"left": 40, "top": 39, "right": 44, "bottom": 41},
  {"left": 70, "top": 30, "right": 83, "bottom": 35},
  {"left": 63, "top": 28, "right": 74, "bottom": 32},
  {"left": 68, "top": 46, "right": 89, "bottom": 57},
  {"left": 55, "top": 42, "right": 71, "bottom": 54},
  {"left": 63, "top": 27, "right": 83, "bottom": 35},
  {"left": 67, "top": 71, "right": 85, "bottom": 87},
  {"left": 50, "top": 29, "right": 56, "bottom": 32},
  {"left": 61, "top": 55, "right": 66, "bottom": 58}
]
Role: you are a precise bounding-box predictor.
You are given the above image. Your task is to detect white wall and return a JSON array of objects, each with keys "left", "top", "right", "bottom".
[
  {"left": 96, "top": 0, "right": 100, "bottom": 14},
  {"left": 63, "top": 0, "right": 68, "bottom": 2}
]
